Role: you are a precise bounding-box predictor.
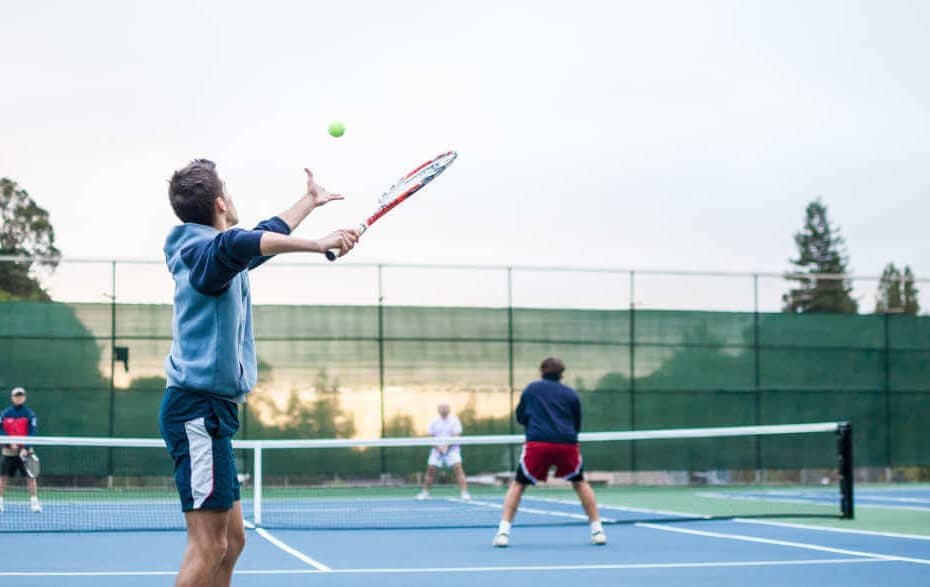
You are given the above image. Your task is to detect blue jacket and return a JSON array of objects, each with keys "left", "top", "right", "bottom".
[
  {"left": 163, "top": 217, "right": 290, "bottom": 402},
  {"left": 515, "top": 378, "right": 582, "bottom": 444},
  {"left": 2, "top": 404, "right": 37, "bottom": 450}
]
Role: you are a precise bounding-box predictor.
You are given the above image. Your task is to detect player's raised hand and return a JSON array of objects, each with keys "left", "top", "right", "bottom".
[{"left": 304, "top": 168, "right": 344, "bottom": 207}]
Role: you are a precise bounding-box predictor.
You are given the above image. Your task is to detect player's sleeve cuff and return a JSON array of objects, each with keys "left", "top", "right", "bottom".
[{"left": 254, "top": 216, "right": 292, "bottom": 235}]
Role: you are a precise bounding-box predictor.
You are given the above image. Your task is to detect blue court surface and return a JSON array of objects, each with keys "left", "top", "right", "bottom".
[{"left": 2, "top": 494, "right": 929, "bottom": 586}]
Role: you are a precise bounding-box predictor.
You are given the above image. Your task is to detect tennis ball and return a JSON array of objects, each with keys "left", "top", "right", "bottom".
[{"left": 328, "top": 122, "right": 346, "bottom": 138}]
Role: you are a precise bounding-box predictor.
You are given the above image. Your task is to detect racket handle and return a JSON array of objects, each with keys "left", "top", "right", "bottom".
[{"left": 325, "top": 224, "right": 367, "bottom": 262}]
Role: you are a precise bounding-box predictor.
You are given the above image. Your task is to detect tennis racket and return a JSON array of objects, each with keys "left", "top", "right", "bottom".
[
  {"left": 325, "top": 150, "right": 458, "bottom": 261},
  {"left": 22, "top": 452, "right": 40, "bottom": 479}
]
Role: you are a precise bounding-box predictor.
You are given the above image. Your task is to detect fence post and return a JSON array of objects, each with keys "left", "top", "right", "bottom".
[
  {"left": 107, "top": 260, "right": 116, "bottom": 487},
  {"left": 883, "top": 312, "right": 892, "bottom": 478},
  {"left": 253, "top": 445, "right": 263, "bottom": 526},
  {"left": 378, "top": 265, "right": 386, "bottom": 476},
  {"left": 507, "top": 268, "right": 514, "bottom": 432},
  {"left": 507, "top": 267, "right": 515, "bottom": 465},
  {"left": 753, "top": 274, "right": 762, "bottom": 479},
  {"left": 629, "top": 270, "right": 636, "bottom": 473}
]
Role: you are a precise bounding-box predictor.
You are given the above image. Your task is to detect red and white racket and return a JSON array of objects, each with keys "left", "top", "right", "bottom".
[{"left": 326, "top": 150, "right": 458, "bottom": 261}]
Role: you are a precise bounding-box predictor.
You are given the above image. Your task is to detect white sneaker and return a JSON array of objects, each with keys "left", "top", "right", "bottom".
[
  {"left": 416, "top": 490, "right": 430, "bottom": 500},
  {"left": 591, "top": 529, "right": 607, "bottom": 545},
  {"left": 460, "top": 491, "right": 472, "bottom": 501},
  {"left": 31, "top": 500, "right": 42, "bottom": 513},
  {"left": 492, "top": 532, "right": 510, "bottom": 548}
]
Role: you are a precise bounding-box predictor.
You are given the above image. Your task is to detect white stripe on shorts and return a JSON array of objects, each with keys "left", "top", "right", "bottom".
[{"left": 184, "top": 417, "right": 214, "bottom": 509}]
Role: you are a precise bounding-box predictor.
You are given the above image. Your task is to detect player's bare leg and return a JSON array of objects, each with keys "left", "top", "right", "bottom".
[
  {"left": 493, "top": 481, "right": 527, "bottom": 547},
  {"left": 453, "top": 463, "right": 471, "bottom": 500},
  {"left": 176, "top": 509, "right": 230, "bottom": 587},
  {"left": 572, "top": 480, "right": 607, "bottom": 545},
  {"left": 0, "top": 475, "right": 6, "bottom": 511},
  {"left": 212, "top": 501, "right": 246, "bottom": 587},
  {"left": 418, "top": 465, "right": 438, "bottom": 499},
  {"left": 27, "top": 477, "right": 40, "bottom": 512}
]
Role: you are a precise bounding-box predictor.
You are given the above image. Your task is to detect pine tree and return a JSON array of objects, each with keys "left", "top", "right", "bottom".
[
  {"left": 903, "top": 266, "right": 920, "bottom": 315},
  {"left": 875, "top": 263, "right": 920, "bottom": 315},
  {"left": 782, "top": 199, "right": 858, "bottom": 314}
]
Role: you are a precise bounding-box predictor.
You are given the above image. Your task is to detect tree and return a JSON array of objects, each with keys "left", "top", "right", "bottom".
[
  {"left": 875, "top": 263, "right": 920, "bottom": 315},
  {"left": 0, "top": 178, "right": 60, "bottom": 300},
  {"left": 782, "top": 199, "right": 857, "bottom": 314},
  {"left": 383, "top": 413, "right": 416, "bottom": 437},
  {"left": 248, "top": 368, "right": 356, "bottom": 438}
]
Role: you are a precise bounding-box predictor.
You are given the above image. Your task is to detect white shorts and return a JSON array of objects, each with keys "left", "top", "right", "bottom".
[{"left": 428, "top": 446, "right": 462, "bottom": 468}]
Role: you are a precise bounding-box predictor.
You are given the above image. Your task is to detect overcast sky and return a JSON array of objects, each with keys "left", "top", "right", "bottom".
[{"left": 2, "top": 1, "right": 929, "bottom": 305}]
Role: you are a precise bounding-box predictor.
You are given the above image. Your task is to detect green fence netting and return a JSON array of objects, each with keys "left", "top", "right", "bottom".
[{"left": 0, "top": 302, "right": 927, "bottom": 475}]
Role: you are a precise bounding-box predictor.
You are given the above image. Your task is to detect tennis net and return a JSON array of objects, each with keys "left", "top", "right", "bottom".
[{"left": 0, "top": 422, "right": 852, "bottom": 533}]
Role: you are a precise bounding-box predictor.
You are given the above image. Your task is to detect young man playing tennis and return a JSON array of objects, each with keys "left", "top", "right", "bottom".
[
  {"left": 493, "top": 357, "right": 606, "bottom": 547},
  {"left": 0, "top": 387, "right": 41, "bottom": 513},
  {"left": 417, "top": 403, "right": 471, "bottom": 501},
  {"left": 160, "top": 159, "right": 358, "bottom": 587}
]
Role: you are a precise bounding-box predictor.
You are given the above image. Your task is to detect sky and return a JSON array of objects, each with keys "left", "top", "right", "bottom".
[{"left": 2, "top": 0, "right": 929, "bottom": 310}]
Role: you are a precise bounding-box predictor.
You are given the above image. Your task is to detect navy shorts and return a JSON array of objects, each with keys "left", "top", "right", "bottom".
[
  {"left": 1, "top": 455, "right": 28, "bottom": 478},
  {"left": 159, "top": 387, "right": 241, "bottom": 512}
]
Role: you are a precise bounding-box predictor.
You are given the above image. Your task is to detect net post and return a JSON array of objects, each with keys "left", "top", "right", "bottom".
[
  {"left": 253, "top": 445, "right": 263, "bottom": 526},
  {"left": 837, "top": 422, "right": 854, "bottom": 519}
]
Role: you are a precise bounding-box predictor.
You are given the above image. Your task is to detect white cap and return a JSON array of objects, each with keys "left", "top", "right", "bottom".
[{"left": 10, "top": 387, "right": 25, "bottom": 398}]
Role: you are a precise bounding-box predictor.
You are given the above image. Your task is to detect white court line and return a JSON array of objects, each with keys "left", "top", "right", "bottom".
[
  {"left": 637, "top": 522, "right": 930, "bottom": 566},
  {"left": 243, "top": 520, "right": 331, "bottom": 572},
  {"left": 449, "top": 497, "right": 617, "bottom": 523},
  {"left": 0, "top": 557, "right": 890, "bottom": 577},
  {"left": 525, "top": 494, "right": 930, "bottom": 543},
  {"left": 699, "top": 491, "right": 930, "bottom": 513},
  {"left": 735, "top": 519, "right": 930, "bottom": 542},
  {"left": 851, "top": 495, "right": 930, "bottom": 505},
  {"left": 525, "top": 495, "right": 711, "bottom": 520}
]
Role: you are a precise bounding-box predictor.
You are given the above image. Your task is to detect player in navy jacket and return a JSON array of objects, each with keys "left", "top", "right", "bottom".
[
  {"left": 493, "top": 357, "right": 607, "bottom": 547},
  {"left": 0, "top": 387, "right": 41, "bottom": 512},
  {"left": 160, "top": 159, "right": 358, "bottom": 587}
]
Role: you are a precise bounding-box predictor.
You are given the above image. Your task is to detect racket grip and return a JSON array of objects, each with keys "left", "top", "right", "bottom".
[{"left": 325, "top": 224, "right": 367, "bottom": 262}]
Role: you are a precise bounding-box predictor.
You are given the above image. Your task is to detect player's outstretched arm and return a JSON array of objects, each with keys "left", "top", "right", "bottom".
[
  {"left": 277, "top": 169, "right": 344, "bottom": 231},
  {"left": 259, "top": 229, "right": 359, "bottom": 258}
]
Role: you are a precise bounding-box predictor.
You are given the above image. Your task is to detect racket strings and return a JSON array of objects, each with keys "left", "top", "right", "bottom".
[{"left": 378, "top": 153, "right": 457, "bottom": 207}]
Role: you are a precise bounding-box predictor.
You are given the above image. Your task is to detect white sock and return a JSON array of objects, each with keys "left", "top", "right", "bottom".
[
  {"left": 31, "top": 496, "right": 39, "bottom": 503},
  {"left": 591, "top": 520, "right": 603, "bottom": 533},
  {"left": 497, "top": 520, "right": 512, "bottom": 534}
]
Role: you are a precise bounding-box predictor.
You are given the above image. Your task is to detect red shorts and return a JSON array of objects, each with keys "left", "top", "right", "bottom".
[{"left": 517, "top": 441, "right": 584, "bottom": 485}]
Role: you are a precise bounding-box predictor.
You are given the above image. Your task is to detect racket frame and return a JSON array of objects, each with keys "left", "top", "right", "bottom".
[{"left": 325, "top": 151, "right": 457, "bottom": 261}]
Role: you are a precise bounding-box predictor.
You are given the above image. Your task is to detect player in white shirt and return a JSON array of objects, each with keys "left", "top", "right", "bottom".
[{"left": 417, "top": 403, "right": 471, "bottom": 501}]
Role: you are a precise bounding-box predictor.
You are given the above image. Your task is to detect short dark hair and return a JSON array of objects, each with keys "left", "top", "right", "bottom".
[
  {"left": 540, "top": 357, "right": 565, "bottom": 380},
  {"left": 168, "top": 159, "right": 222, "bottom": 225}
]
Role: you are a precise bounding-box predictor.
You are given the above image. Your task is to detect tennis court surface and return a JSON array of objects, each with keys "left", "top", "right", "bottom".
[
  {"left": 3, "top": 490, "right": 930, "bottom": 586},
  {"left": 2, "top": 424, "right": 929, "bottom": 585}
]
